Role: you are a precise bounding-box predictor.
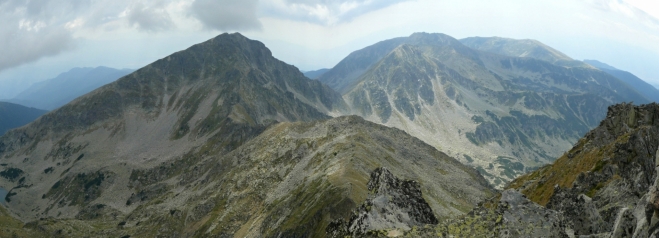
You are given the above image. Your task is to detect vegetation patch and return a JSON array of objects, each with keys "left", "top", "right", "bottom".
[
  {"left": 463, "top": 154, "right": 474, "bottom": 163},
  {"left": 471, "top": 115, "right": 484, "bottom": 124},
  {"left": 507, "top": 132, "right": 627, "bottom": 205},
  {"left": 46, "top": 171, "right": 110, "bottom": 206},
  {"left": 4, "top": 191, "right": 17, "bottom": 202},
  {"left": 0, "top": 168, "right": 23, "bottom": 181},
  {"left": 44, "top": 167, "right": 54, "bottom": 174}
]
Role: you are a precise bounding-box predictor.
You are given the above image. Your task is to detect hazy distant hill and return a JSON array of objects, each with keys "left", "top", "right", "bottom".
[
  {"left": 322, "top": 32, "right": 648, "bottom": 186},
  {"left": 9, "top": 67, "right": 133, "bottom": 110},
  {"left": 584, "top": 59, "right": 659, "bottom": 102},
  {"left": 302, "top": 68, "right": 330, "bottom": 79},
  {"left": 0, "top": 102, "right": 46, "bottom": 135},
  {"left": 459, "top": 36, "right": 590, "bottom": 67}
]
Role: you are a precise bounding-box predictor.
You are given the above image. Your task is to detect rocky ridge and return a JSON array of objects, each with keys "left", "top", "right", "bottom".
[{"left": 0, "top": 116, "right": 494, "bottom": 237}]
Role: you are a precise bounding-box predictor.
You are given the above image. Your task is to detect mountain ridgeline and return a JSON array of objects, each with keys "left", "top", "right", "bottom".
[
  {"left": 320, "top": 32, "right": 650, "bottom": 186},
  {"left": 0, "top": 33, "right": 494, "bottom": 237}
]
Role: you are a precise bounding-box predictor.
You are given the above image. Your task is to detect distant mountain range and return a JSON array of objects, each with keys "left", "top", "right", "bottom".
[
  {"left": 302, "top": 68, "right": 330, "bottom": 79},
  {"left": 319, "top": 32, "right": 648, "bottom": 186},
  {"left": 459, "top": 36, "right": 590, "bottom": 68},
  {"left": 584, "top": 59, "right": 659, "bottom": 102},
  {"left": 6, "top": 67, "right": 133, "bottom": 110},
  {"left": 0, "top": 102, "right": 47, "bottom": 136}
]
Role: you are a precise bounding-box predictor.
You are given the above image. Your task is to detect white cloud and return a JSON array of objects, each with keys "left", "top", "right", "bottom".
[
  {"left": 624, "top": 0, "right": 659, "bottom": 20},
  {"left": 0, "top": 0, "right": 232, "bottom": 72},
  {"left": 127, "top": 1, "right": 175, "bottom": 32},
  {"left": 0, "top": 25, "right": 75, "bottom": 72},
  {"left": 189, "top": 0, "right": 262, "bottom": 31},
  {"left": 582, "top": 0, "right": 659, "bottom": 30},
  {"left": 260, "top": 0, "right": 410, "bottom": 26}
]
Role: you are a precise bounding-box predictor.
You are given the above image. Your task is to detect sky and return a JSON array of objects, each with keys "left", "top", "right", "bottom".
[{"left": 0, "top": 0, "right": 658, "bottom": 99}]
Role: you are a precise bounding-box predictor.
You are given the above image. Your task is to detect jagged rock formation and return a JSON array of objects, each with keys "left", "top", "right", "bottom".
[
  {"left": 326, "top": 167, "right": 438, "bottom": 237},
  {"left": 321, "top": 32, "right": 649, "bottom": 187},
  {"left": 0, "top": 33, "right": 494, "bottom": 237}
]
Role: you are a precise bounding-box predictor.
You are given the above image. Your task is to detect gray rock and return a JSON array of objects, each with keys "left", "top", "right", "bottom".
[{"left": 327, "top": 167, "right": 438, "bottom": 237}]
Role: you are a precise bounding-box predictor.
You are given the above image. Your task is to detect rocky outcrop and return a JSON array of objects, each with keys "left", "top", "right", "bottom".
[
  {"left": 400, "top": 189, "right": 569, "bottom": 237},
  {"left": 327, "top": 167, "right": 438, "bottom": 237},
  {"left": 387, "top": 103, "right": 659, "bottom": 237},
  {"left": 546, "top": 189, "right": 606, "bottom": 235},
  {"left": 507, "top": 103, "right": 659, "bottom": 237}
]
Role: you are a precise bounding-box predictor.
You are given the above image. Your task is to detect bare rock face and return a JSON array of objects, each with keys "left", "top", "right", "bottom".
[
  {"left": 327, "top": 167, "right": 438, "bottom": 237},
  {"left": 497, "top": 190, "right": 569, "bottom": 237},
  {"left": 401, "top": 189, "right": 570, "bottom": 237},
  {"left": 507, "top": 103, "right": 659, "bottom": 237},
  {"left": 546, "top": 188, "right": 606, "bottom": 235}
]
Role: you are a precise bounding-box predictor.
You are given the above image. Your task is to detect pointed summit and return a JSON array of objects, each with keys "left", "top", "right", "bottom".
[{"left": 0, "top": 32, "right": 347, "bottom": 222}]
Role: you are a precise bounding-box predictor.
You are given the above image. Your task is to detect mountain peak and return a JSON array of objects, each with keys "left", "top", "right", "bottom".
[{"left": 408, "top": 32, "right": 461, "bottom": 46}]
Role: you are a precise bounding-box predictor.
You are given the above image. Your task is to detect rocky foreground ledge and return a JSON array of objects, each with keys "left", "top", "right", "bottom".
[{"left": 360, "top": 103, "right": 659, "bottom": 237}]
